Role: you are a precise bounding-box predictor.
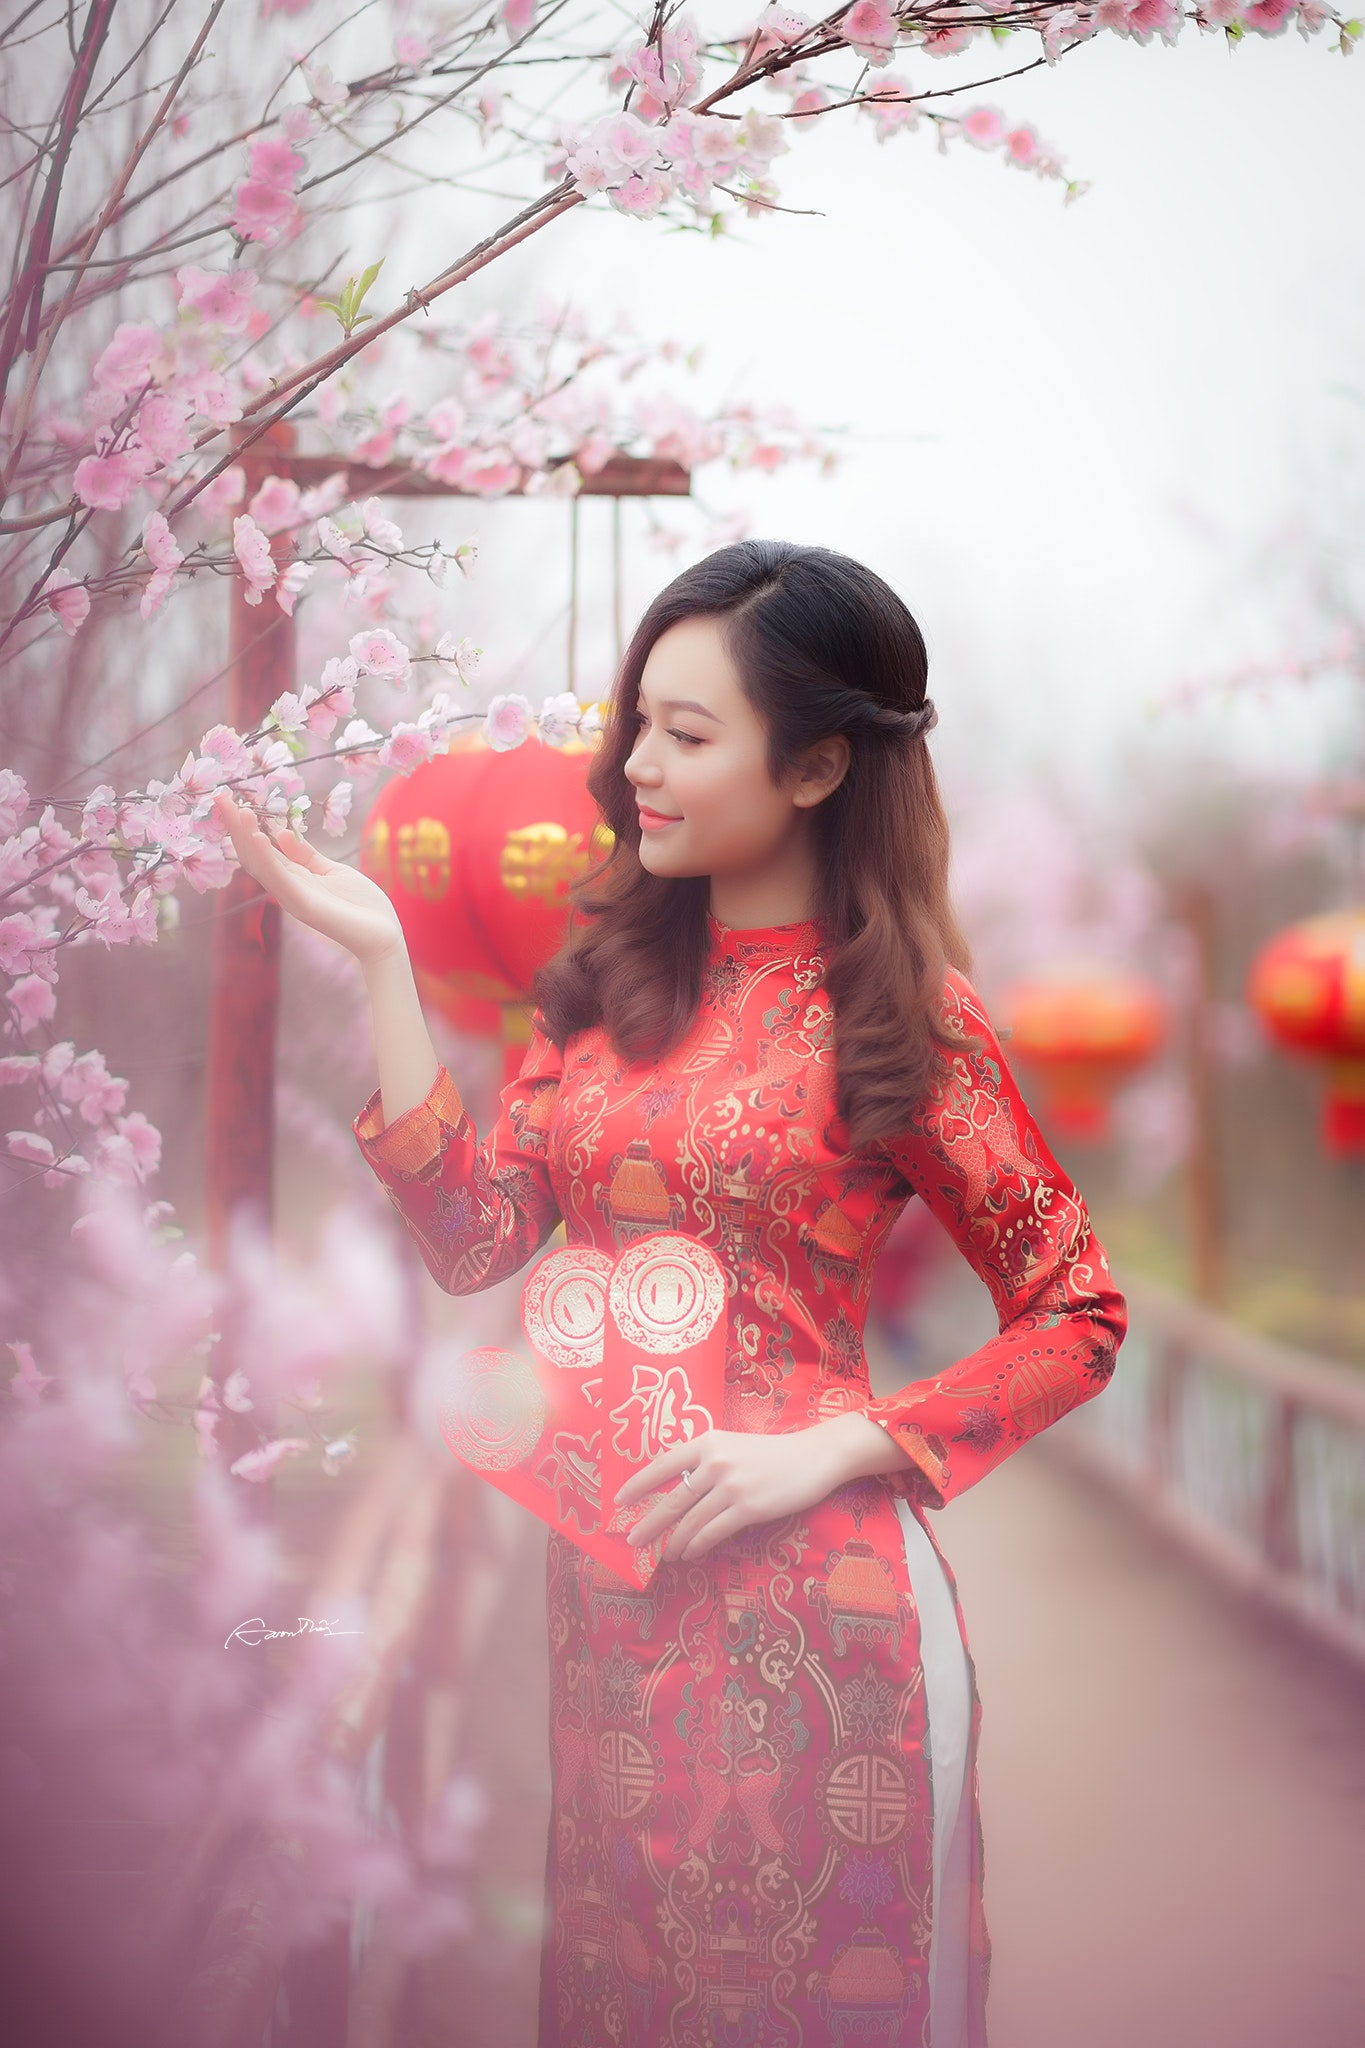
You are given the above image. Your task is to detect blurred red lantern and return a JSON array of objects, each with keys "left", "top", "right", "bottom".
[
  {"left": 1000, "top": 970, "right": 1166, "bottom": 1141},
  {"left": 361, "top": 730, "right": 614, "bottom": 1079},
  {"left": 1246, "top": 909, "right": 1365, "bottom": 1156}
]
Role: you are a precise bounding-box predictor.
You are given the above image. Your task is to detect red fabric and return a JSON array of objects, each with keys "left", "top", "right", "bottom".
[{"left": 354, "top": 910, "right": 1126, "bottom": 2046}]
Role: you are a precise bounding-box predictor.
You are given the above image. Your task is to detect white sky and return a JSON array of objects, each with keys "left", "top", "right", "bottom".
[{"left": 371, "top": 29, "right": 1365, "bottom": 815}]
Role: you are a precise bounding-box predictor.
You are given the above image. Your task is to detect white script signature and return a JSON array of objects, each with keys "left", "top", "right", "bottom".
[{"left": 224, "top": 1616, "right": 365, "bottom": 1649}]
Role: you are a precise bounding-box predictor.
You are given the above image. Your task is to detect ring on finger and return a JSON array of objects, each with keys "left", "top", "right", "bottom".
[{"left": 681, "top": 1468, "right": 696, "bottom": 1491}]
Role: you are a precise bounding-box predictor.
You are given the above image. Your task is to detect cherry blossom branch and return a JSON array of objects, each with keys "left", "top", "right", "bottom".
[{"left": 0, "top": 1, "right": 226, "bottom": 498}]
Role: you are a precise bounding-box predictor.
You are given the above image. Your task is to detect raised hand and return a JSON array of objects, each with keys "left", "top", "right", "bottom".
[{"left": 211, "top": 790, "right": 406, "bottom": 968}]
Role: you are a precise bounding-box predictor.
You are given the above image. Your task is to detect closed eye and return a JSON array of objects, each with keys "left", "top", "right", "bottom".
[{"left": 630, "top": 712, "right": 704, "bottom": 746}]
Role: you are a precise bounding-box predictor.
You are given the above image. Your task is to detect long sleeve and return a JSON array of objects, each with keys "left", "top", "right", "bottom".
[
  {"left": 859, "top": 969, "right": 1127, "bottom": 1510},
  {"left": 351, "top": 1013, "right": 564, "bottom": 1294}
]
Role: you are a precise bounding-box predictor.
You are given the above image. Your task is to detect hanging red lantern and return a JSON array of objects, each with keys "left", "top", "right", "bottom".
[
  {"left": 1246, "top": 909, "right": 1365, "bottom": 1156},
  {"left": 361, "top": 730, "right": 614, "bottom": 1078},
  {"left": 999, "top": 970, "right": 1166, "bottom": 1141}
]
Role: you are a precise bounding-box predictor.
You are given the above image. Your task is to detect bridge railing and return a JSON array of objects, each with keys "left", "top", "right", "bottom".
[{"left": 1048, "top": 1276, "right": 1365, "bottom": 1672}]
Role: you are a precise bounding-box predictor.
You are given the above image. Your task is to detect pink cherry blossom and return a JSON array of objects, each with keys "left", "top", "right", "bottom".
[
  {"left": 231, "top": 179, "right": 303, "bottom": 246},
  {"left": 0, "top": 910, "right": 54, "bottom": 977},
  {"left": 283, "top": 104, "right": 319, "bottom": 144},
  {"left": 362, "top": 499, "right": 404, "bottom": 549},
  {"left": 609, "top": 169, "right": 676, "bottom": 218},
  {"left": 425, "top": 444, "right": 468, "bottom": 487},
  {"left": 1005, "top": 124, "right": 1040, "bottom": 166},
  {"left": 434, "top": 634, "right": 482, "bottom": 681},
  {"left": 232, "top": 513, "right": 277, "bottom": 602},
  {"left": 109, "top": 1114, "right": 162, "bottom": 1179},
  {"left": 537, "top": 692, "right": 582, "bottom": 746},
  {"left": 862, "top": 76, "right": 919, "bottom": 139},
  {"left": 199, "top": 724, "right": 253, "bottom": 778},
  {"left": 756, "top": 5, "right": 813, "bottom": 49},
  {"left": 73, "top": 446, "right": 149, "bottom": 511},
  {"left": 841, "top": 0, "right": 898, "bottom": 62},
  {"left": 353, "top": 424, "right": 396, "bottom": 465},
  {"left": 483, "top": 694, "right": 533, "bottom": 752},
  {"left": 275, "top": 562, "right": 318, "bottom": 616},
  {"left": 135, "top": 392, "right": 192, "bottom": 464},
  {"left": 0, "top": 768, "right": 27, "bottom": 837},
  {"left": 91, "top": 323, "right": 162, "bottom": 394},
  {"left": 378, "top": 723, "right": 436, "bottom": 771},
  {"left": 175, "top": 265, "right": 258, "bottom": 333},
  {"left": 348, "top": 628, "right": 412, "bottom": 682},
  {"left": 735, "top": 109, "right": 788, "bottom": 168},
  {"left": 321, "top": 783, "right": 353, "bottom": 836},
  {"left": 143, "top": 512, "right": 184, "bottom": 575},
  {"left": 460, "top": 455, "right": 521, "bottom": 495},
  {"left": 7, "top": 976, "right": 56, "bottom": 1029},
  {"left": 46, "top": 570, "right": 91, "bottom": 636},
  {"left": 248, "top": 474, "right": 304, "bottom": 533},
  {"left": 920, "top": 23, "right": 979, "bottom": 55},
  {"left": 336, "top": 720, "right": 385, "bottom": 777},
  {"left": 502, "top": 0, "right": 535, "bottom": 33},
  {"left": 73, "top": 883, "right": 158, "bottom": 948},
  {"left": 60, "top": 1050, "right": 129, "bottom": 1124},
  {"left": 7, "top": 1131, "right": 56, "bottom": 1167},
  {"left": 961, "top": 106, "right": 1005, "bottom": 148},
  {"left": 247, "top": 135, "right": 305, "bottom": 191},
  {"left": 178, "top": 752, "right": 224, "bottom": 797},
  {"left": 302, "top": 59, "right": 349, "bottom": 107},
  {"left": 139, "top": 514, "right": 184, "bottom": 618}
]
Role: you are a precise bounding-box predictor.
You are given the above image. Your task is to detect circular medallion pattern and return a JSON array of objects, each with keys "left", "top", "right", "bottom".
[
  {"left": 522, "top": 1246, "right": 614, "bottom": 1368},
  {"left": 439, "top": 1346, "right": 546, "bottom": 1471},
  {"left": 819, "top": 1751, "right": 911, "bottom": 1847},
  {"left": 596, "top": 1727, "right": 658, "bottom": 1820},
  {"left": 608, "top": 1233, "right": 726, "bottom": 1354}
]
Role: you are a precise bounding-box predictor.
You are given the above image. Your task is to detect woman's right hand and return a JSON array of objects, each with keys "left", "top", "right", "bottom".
[{"left": 212, "top": 790, "right": 406, "bottom": 968}]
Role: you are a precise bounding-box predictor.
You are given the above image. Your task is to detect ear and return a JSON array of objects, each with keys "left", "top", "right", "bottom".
[{"left": 790, "top": 732, "right": 852, "bottom": 808}]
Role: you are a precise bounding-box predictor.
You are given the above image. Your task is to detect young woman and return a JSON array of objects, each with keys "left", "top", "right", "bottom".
[{"left": 214, "top": 539, "right": 1126, "bottom": 2048}]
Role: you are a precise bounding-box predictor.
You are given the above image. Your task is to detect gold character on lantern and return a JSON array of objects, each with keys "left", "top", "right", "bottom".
[
  {"left": 502, "top": 822, "right": 597, "bottom": 903},
  {"left": 395, "top": 818, "right": 451, "bottom": 901}
]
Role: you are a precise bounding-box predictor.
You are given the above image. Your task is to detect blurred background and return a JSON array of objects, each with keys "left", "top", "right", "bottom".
[{"left": 3, "top": 11, "right": 1364, "bottom": 2048}]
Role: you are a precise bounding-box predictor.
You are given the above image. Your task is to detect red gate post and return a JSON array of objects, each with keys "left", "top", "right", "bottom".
[{"left": 204, "top": 421, "right": 297, "bottom": 1486}]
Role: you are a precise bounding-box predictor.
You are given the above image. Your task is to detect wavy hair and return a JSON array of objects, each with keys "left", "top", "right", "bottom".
[{"left": 533, "top": 539, "right": 971, "bottom": 1149}]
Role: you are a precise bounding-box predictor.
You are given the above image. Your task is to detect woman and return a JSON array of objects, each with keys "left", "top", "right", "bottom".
[{"left": 215, "top": 539, "right": 1126, "bottom": 2048}]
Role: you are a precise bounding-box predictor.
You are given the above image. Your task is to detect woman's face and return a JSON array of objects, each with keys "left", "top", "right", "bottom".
[{"left": 622, "top": 615, "right": 848, "bottom": 885}]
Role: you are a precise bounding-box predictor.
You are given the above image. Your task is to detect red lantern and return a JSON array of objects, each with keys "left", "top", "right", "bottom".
[
  {"left": 1000, "top": 970, "right": 1166, "bottom": 1141},
  {"left": 1246, "top": 909, "right": 1365, "bottom": 1156},
  {"left": 361, "top": 731, "right": 614, "bottom": 1078}
]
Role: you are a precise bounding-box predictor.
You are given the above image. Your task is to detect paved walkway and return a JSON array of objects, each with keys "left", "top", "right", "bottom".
[
  {"left": 941, "top": 1443, "right": 1365, "bottom": 2048},
  {"left": 420, "top": 1396, "right": 1365, "bottom": 2048}
]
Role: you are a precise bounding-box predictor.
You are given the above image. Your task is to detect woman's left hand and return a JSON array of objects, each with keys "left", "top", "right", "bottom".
[{"left": 614, "top": 1412, "right": 910, "bottom": 1563}]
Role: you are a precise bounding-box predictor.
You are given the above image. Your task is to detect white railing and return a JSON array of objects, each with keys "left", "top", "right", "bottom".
[{"left": 1049, "top": 1276, "right": 1365, "bottom": 1672}]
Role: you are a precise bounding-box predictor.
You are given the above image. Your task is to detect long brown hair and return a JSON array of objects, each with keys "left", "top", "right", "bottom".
[{"left": 533, "top": 539, "right": 971, "bottom": 1149}]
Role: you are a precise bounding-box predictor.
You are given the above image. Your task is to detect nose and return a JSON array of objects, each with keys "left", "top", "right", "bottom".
[{"left": 624, "top": 731, "right": 663, "bottom": 788}]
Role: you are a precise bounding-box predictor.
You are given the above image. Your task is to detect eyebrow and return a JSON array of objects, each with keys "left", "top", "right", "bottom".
[{"left": 636, "top": 695, "right": 723, "bottom": 723}]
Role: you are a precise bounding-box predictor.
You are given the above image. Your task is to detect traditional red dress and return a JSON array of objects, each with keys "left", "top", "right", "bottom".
[{"left": 353, "top": 910, "right": 1126, "bottom": 2048}]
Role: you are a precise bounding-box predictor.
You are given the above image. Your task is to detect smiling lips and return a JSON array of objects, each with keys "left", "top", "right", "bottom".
[{"left": 637, "top": 803, "right": 681, "bottom": 829}]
